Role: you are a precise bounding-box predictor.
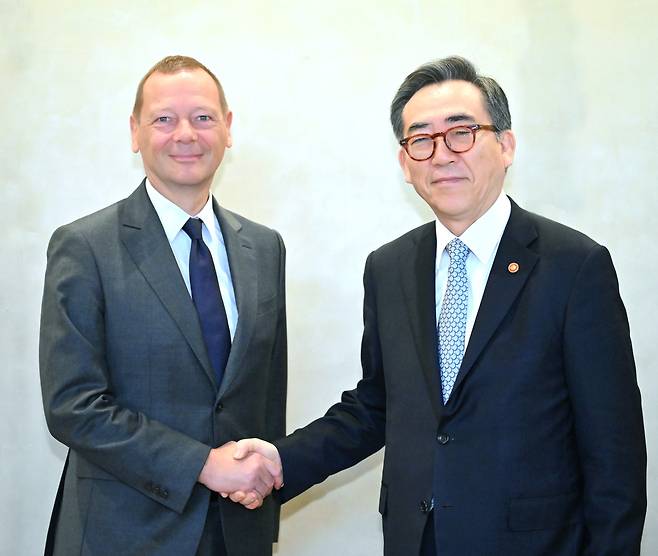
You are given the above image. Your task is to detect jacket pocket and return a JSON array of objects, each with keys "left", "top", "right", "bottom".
[
  {"left": 508, "top": 490, "right": 582, "bottom": 531},
  {"left": 74, "top": 453, "right": 116, "bottom": 481}
]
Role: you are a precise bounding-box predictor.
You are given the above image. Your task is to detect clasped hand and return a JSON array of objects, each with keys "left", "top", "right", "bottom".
[{"left": 198, "top": 439, "right": 282, "bottom": 510}]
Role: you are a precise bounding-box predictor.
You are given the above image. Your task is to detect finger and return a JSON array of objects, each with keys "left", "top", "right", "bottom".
[
  {"left": 261, "top": 457, "right": 283, "bottom": 487},
  {"left": 262, "top": 454, "right": 281, "bottom": 475},
  {"left": 274, "top": 475, "right": 284, "bottom": 490},
  {"left": 247, "top": 454, "right": 274, "bottom": 492},
  {"left": 252, "top": 475, "right": 271, "bottom": 499},
  {"left": 229, "top": 490, "right": 247, "bottom": 503},
  {"left": 245, "top": 496, "right": 263, "bottom": 510},
  {"left": 236, "top": 454, "right": 274, "bottom": 497},
  {"left": 242, "top": 490, "right": 263, "bottom": 509}
]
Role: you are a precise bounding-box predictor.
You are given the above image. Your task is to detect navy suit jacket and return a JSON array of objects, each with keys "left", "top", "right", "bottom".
[{"left": 276, "top": 198, "right": 646, "bottom": 555}]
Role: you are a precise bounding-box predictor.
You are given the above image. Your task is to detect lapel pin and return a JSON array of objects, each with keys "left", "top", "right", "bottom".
[{"left": 507, "top": 262, "right": 519, "bottom": 274}]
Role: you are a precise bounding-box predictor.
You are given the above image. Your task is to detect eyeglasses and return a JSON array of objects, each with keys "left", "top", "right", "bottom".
[{"left": 399, "top": 124, "right": 498, "bottom": 161}]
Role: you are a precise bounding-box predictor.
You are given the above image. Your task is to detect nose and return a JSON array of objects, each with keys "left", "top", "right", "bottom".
[
  {"left": 431, "top": 137, "right": 457, "bottom": 166},
  {"left": 173, "top": 119, "right": 197, "bottom": 143}
]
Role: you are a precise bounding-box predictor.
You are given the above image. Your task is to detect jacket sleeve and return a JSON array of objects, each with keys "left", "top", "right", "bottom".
[
  {"left": 563, "top": 244, "right": 646, "bottom": 555},
  {"left": 275, "top": 252, "right": 386, "bottom": 501},
  {"left": 39, "top": 224, "right": 211, "bottom": 514}
]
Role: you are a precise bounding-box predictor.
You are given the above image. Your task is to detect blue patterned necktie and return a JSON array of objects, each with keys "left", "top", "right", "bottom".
[
  {"left": 438, "top": 238, "right": 470, "bottom": 404},
  {"left": 183, "top": 217, "right": 231, "bottom": 386}
]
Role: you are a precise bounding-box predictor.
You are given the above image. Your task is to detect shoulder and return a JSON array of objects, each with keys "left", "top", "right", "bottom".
[
  {"left": 508, "top": 200, "right": 618, "bottom": 289},
  {"left": 369, "top": 221, "right": 435, "bottom": 262},
  {"left": 220, "top": 207, "right": 279, "bottom": 235},
  {"left": 510, "top": 200, "right": 602, "bottom": 258},
  {"left": 218, "top": 206, "right": 284, "bottom": 247},
  {"left": 49, "top": 184, "right": 147, "bottom": 245},
  {"left": 218, "top": 206, "right": 279, "bottom": 237},
  {"left": 48, "top": 199, "right": 128, "bottom": 252}
]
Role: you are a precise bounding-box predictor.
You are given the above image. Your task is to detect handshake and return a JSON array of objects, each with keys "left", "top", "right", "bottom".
[{"left": 198, "top": 439, "right": 282, "bottom": 509}]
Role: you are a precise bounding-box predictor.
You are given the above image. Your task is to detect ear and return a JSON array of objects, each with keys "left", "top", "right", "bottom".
[
  {"left": 224, "top": 111, "right": 233, "bottom": 149},
  {"left": 398, "top": 147, "right": 413, "bottom": 184},
  {"left": 130, "top": 114, "right": 140, "bottom": 154},
  {"left": 498, "top": 129, "right": 516, "bottom": 169}
]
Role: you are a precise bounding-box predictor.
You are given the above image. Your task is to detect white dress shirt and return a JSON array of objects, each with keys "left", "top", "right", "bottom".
[
  {"left": 435, "top": 190, "right": 511, "bottom": 348},
  {"left": 145, "top": 180, "right": 238, "bottom": 340}
]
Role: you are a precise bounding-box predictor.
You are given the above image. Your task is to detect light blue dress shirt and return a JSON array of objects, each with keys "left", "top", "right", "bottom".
[{"left": 435, "top": 190, "right": 511, "bottom": 349}]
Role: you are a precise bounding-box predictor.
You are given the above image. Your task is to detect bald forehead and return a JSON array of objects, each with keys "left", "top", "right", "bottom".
[
  {"left": 142, "top": 69, "right": 220, "bottom": 97},
  {"left": 135, "top": 67, "right": 227, "bottom": 120}
]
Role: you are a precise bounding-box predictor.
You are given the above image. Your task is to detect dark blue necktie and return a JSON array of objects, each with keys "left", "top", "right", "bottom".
[{"left": 182, "top": 217, "right": 231, "bottom": 386}]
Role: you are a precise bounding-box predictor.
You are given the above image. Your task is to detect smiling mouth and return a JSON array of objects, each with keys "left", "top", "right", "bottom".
[
  {"left": 432, "top": 177, "right": 466, "bottom": 184},
  {"left": 170, "top": 154, "right": 203, "bottom": 162}
]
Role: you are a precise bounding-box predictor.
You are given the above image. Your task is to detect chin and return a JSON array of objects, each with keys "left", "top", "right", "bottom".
[
  {"left": 172, "top": 171, "right": 210, "bottom": 186},
  {"left": 429, "top": 195, "right": 470, "bottom": 215}
]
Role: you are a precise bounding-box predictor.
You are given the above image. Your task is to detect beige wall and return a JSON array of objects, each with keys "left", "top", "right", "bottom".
[{"left": 1, "top": 0, "right": 656, "bottom": 553}]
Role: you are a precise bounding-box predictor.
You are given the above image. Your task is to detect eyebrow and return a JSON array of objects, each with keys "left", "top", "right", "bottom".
[
  {"left": 407, "top": 122, "right": 431, "bottom": 133},
  {"left": 406, "top": 113, "right": 476, "bottom": 135},
  {"left": 445, "top": 113, "right": 476, "bottom": 124}
]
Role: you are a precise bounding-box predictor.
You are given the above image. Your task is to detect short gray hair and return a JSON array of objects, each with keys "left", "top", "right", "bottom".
[{"left": 390, "top": 56, "right": 511, "bottom": 140}]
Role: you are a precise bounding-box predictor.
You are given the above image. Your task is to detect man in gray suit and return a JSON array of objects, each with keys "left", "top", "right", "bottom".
[{"left": 39, "top": 55, "right": 286, "bottom": 556}]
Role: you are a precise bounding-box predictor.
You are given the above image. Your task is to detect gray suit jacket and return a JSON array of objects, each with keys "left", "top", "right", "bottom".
[{"left": 40, "top": 181, "right": 287, "bottom": 556}]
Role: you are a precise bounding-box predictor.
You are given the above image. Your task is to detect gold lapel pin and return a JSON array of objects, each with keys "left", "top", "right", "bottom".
[{"left": 508, "top": 262, "right": 520, "bottom": 274}]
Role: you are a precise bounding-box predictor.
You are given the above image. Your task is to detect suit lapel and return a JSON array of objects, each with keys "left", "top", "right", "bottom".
[
  {"left": 119, "top": 182, "right": 218, "bottom": 388},
  {"left": 451, "top": 199, "right": 539, "bottom": 397},
  {"left": 399, "top": 223, "right": 444, "bottom": 423},
  {"left": 215, "top": 203, "right": 258, "bottom": 397}
]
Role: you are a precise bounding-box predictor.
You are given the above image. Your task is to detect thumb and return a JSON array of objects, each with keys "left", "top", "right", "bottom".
[{"left": 233, "top": 438, "right": 257, "bottom": 460}]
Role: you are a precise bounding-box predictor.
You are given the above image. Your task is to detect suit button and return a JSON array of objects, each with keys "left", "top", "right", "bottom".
[
  {"left": 161, "top": 489, "right": 169, "bottom": 499},
  {"left": 215, "top": 403, "right": 224, "bottom": 413},
  {"left": 420, "top": 498, "right": 434, "bottom": 513},
  {"left": 437, "top": 433, "right": 450, "bottom": 445}
]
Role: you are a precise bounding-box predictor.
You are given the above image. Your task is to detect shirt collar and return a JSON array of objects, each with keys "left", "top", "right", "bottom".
[
  {"left": 435, "top": 190, "right": 511, "bottom": 262},
  {"left": 196, "top": 192, "right": 223, "bottom": 245},
  {"left": 145, "top": 179, "right": 222, "bottom": 244}
]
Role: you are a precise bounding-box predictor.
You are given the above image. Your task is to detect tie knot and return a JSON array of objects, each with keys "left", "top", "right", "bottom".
[
  {"left": 183, "top": 218, "right": 204, "bottom": 241},
  {"left": 446, "top": 238, "right": 469, "bottom": 264}
]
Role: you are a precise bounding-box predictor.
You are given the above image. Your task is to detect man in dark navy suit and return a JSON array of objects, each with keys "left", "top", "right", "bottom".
[{"left": 234, "top": 56, "right": 646, "bottom": 555}]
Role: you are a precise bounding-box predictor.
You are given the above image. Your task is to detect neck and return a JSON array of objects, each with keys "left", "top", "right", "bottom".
[
  {"left": 437, "top": 189, "right": 504, "bottom": 236},
  {"left": 148, "top": 178, "right": 211, "bottom": 216},
  {"left": 440, "top": 219, "right": 470, "bottom": 237}
]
